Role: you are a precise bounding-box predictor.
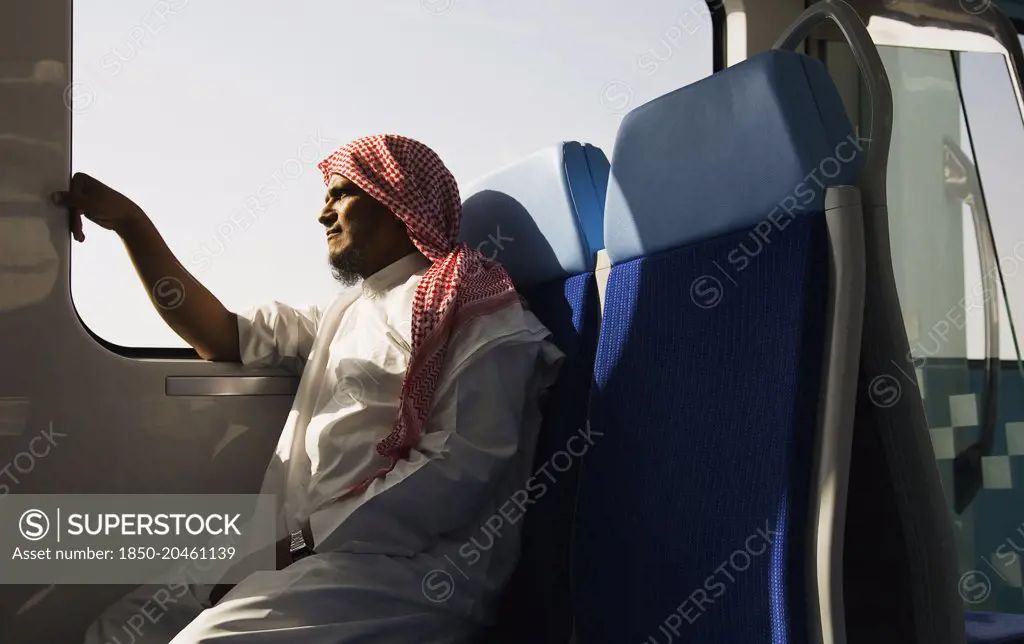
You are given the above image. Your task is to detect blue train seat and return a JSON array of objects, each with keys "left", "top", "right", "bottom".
[{"left": 459, "top": 141, "right": 607, "bottom": 643}]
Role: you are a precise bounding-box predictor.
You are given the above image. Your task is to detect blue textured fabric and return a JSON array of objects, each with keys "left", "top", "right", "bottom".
[
  {"left": 488, "top": 273, "right": 601, "bottom": 644},
  {"left": 604, "top": 50, "right": 865, "bottom": 264},
  {"left": 459, "top": 142, "right": 606, "bottom": 288},
  {"left": 967, "top": 612, "right": 1024, "bottom": 643},
  {"left": 573, "top": 214, "right": 828, "bottom": 644}
]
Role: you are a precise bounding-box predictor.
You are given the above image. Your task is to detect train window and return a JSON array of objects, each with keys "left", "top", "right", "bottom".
[
  {"left": 953, "top": 47, "right": 1024, "bottom": 614},
  {"left": 958, "top": 50, "right": 1024, "bottom": 362},
  {"left": 872, "top": 47, "right": 978, "bottom": 365},
  {"left": 875, "top": 43, "right": 1024, "bottom": 614},
  {"left": 69, "top": 0, "right": 712, "bottom": 349}
]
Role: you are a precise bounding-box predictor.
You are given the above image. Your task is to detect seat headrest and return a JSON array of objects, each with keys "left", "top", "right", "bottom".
[
  {"left": 459, "top": 142, "right": 607, "bottom": 289},
  {"left": 605, "top": 50, "right": 865, "bottom": 264}
]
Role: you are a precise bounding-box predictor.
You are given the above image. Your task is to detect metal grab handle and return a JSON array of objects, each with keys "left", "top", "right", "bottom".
[
  {"left": 942, "top": 136, "right": 1001, "bottom": 514},
  {"left": 773, "top": 0, "right": 893, "bottom": 207}
]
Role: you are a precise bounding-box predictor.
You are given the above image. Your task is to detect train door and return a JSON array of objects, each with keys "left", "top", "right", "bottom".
[{"left": 800, "top": 0, "right": 1024, "bottom": 618}]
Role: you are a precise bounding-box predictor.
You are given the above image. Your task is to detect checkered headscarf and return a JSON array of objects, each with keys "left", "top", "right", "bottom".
[{"left": 318, "top": 134, "right": 522, "bottom": 496}]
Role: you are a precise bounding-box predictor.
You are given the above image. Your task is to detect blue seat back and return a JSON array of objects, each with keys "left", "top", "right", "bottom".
[
  {"left": 459, "top": 141, "right": 607, "bottom": 643},
  {"left": 572, "top": 50, "right": 863, "bottom": 644}
]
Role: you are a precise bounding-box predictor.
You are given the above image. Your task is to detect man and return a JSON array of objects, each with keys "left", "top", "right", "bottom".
[{"left": 55, "top": 134, "right": 563, "bottom": 643}]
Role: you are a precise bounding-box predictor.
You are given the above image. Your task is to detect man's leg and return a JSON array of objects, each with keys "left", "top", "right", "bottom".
[
  {"left": 83, "top": 512, "right": 274, "bottom": 643},
  {"left": 169, "top": 553, "right": 477, "bottom": 644},
  {"left": 84, "top": 580, "right": 208, "bottom": 644}
]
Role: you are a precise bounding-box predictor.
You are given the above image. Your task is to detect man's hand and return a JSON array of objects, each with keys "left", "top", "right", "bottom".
[{"left": 51, "top": 172, "right": 148, "bottom": 242}]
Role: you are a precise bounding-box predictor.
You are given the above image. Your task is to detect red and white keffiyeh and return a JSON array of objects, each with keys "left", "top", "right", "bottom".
[{"left": 317, "top": 134, "right": 523, "bottom": 496}]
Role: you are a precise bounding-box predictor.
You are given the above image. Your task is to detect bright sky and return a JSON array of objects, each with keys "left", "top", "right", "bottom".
[{"left": 70, "top": 0, "right": 713, "bottom": 349}]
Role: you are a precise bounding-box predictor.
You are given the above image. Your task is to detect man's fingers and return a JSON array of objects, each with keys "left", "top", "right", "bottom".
[
  {"left": 52, "top": 189, "right": 90, "bottom": 213},
  {"left": 53, "top": 190, "right": 88, "bottom": 241},
  {"left": 70, "top": 172, "right": 95, "bottom": 195},
  {"left": 71, "top": 210, "right": 85, "bottom": 242}
]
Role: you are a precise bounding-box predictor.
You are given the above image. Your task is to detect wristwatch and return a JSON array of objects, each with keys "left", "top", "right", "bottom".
[{"left": 288, "top": 528, "right": 314, "bottom": 563}]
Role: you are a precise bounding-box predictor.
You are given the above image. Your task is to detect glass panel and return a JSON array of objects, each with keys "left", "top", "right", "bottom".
[
  {"left": 954, "top": 49, "right": 1024, "bottom": 614},
  {"left": 871, "top": 55, "right": 974, "bottom": 589},
  {"left": 873, "top": 44, "right": 1024, "bottom": 614},
  {"left": 959, "top": 51, "right": 1024, "bottom": 364}
]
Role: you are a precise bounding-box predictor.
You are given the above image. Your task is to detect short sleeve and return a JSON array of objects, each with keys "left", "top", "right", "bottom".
[{"left": 235, "top": 301, "right": 323, "bottom": 374}]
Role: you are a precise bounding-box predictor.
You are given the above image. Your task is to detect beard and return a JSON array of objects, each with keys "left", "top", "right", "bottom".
[{"left": 329, "top": 245, "right": 366, "bottom": 287}]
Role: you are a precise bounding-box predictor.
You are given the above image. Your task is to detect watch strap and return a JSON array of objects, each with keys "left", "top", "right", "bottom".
[{"left": 288, "top": 528, "right": 314, "bottom": 562}]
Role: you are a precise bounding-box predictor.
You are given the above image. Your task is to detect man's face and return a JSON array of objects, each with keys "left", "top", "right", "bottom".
[{"left": 319, "top": 173, "right": 408, "bottom": 285}]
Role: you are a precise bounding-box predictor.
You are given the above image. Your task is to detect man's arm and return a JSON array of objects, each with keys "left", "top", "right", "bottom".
[
  {"left": 305, "top": 337, "right": 560, "bottom": 556},
  {"left": 55, "top": 172, "right": 240, "bottom": 361},
  {"left": 117, "top": 216, "right": 240, "bottom": 361}
]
